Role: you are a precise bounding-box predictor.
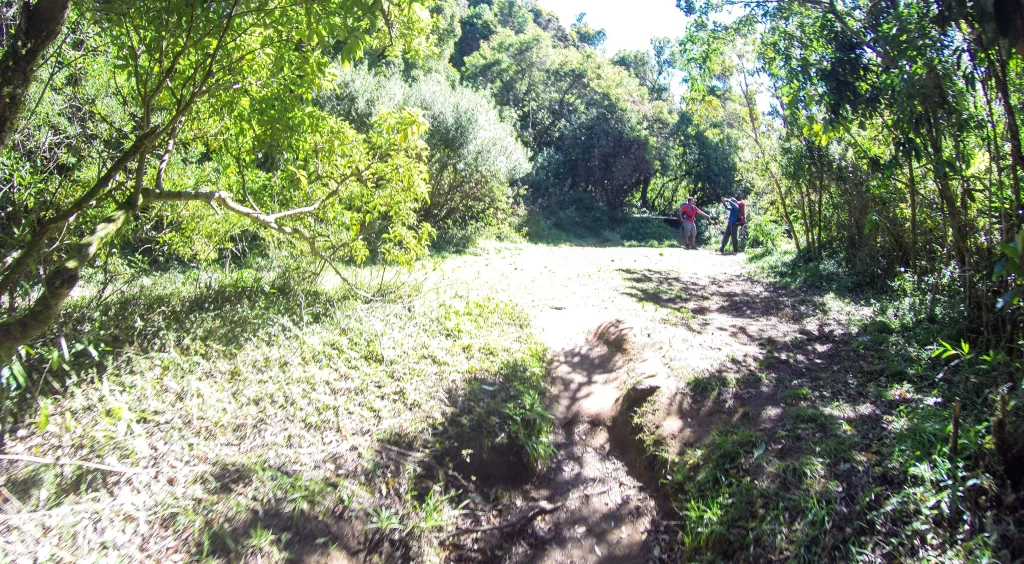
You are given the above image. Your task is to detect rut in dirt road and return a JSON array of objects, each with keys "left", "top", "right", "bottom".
[{"left": 432, "top": 245, "right": 852, "bottom": 562}]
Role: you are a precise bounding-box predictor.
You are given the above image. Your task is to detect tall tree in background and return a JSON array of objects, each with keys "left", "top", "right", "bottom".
[
  {"left": 464, "top": 28, "right": 670, "bottom": 211},
  {"left": 676, "top": 0, "right": 1024, "bottom": 340},
  {"left": 612, "top": 38, "right": 675, "bottom": 102}
]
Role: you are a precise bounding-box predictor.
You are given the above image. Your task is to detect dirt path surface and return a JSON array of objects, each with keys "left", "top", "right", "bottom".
[{"left": 428, "top": 243, "right": 859, "bottom": 563}]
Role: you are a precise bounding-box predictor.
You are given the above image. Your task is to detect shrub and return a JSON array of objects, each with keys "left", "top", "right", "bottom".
[
  {"left": 746, "top": 218, "right": 785, "bottom": 249},
  {"left": 616, "top": 216, "right": 679, "bottom": 245},
  {"left": 325, "top": 69, "right": 530, "bottom": 250}
]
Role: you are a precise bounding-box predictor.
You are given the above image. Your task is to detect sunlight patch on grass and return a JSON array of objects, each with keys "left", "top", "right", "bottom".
[{"left": 0, "top": 266, "right": 550, "bottom": 562}]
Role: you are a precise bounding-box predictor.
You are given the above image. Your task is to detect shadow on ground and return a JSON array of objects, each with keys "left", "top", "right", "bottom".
[
  {"left": 618, "top": 267, "right": 831, "bottom": 323},
  {"left": 609, "top": 265, "right": 996, "bottom": 561},
  {"left": 177, "top": 462, "right": 411, "bottom": 564}
]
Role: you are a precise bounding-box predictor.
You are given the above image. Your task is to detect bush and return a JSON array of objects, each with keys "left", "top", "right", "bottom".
[
  {"left": 534, "top": 192, "right": 618, "bottom": 238},
  {"left": 616, "top": 216, "right": 680, "bottom": 245},
  {"left": 745, "top": 218, "right": 785, "bottom": 249},
  {"left": 325, "top": 69, "right": 530, "bottom": 250},
  {"left": 522, "top": 194, "right": 681, "bottom": 246}
]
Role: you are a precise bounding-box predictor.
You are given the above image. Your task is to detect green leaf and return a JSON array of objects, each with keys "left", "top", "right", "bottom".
[
  {"left": 997, "top": 289, "right": 1019, "bottom": 310},
  {"left": 10, "top": 358, "right": 27, "bottom": 388},
  {"left": 994, "top": 259, "right": 1007, "bottom": 278},
  {"left": 998, "top": 242, "right": 1020, "bottom": 260},
  {"left": 37, "top": 399, "right": 50, "bottom": 432}
]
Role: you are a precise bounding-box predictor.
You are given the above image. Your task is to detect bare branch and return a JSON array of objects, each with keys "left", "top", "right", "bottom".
[
  {"left": 266, "top": 171, "right": 362, "bottom": 221},
  {"left": 143, "top": 189, "right": 377, "bottom": 300}
]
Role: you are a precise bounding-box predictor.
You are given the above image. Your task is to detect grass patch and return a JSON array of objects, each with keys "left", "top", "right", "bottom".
[
  {"left": 658, "top": 426, "right": 849, "bottom": 561},
  {"left": 781, "top": 386, "right": 812, "bottom": 404},
  {"left": 688, "top": 374, "right": 729, "bottom": 402},
  {"left": 0, "top": 264, "right": 551, "bottom": 562},
  {"left": 629, "top": 247, "right": 1022, "bottom": 561},
  {"left": 746, "top": 246, "right": 859, "bottom": 294}
]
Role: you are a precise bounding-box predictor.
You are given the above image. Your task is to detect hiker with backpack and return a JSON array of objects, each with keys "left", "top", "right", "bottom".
[
  {"left": 719, "top": 197, "right": 745, "bottom": 253},
  {"left": 678, "top": 197, "right": 711, "bottom": 249}
]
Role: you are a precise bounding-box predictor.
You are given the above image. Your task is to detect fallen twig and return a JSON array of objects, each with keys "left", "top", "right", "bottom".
[
  {"left": 0, "top": 454, "right": 140, "bottom": 474},
  {"left": 445, "top": 500, "right": 564, "bottom": 538}
]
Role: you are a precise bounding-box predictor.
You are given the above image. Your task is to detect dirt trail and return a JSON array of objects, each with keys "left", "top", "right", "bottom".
[{"left": 426, "top": 242, "right": 854, "bottom": 563}]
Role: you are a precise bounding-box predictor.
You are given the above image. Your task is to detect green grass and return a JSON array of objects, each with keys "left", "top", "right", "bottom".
[
  {"left": 628, "top": 246, "right": 1021, "bottom": 562},
  {"left": 746, "top": 245, "right": 859, "bottom": 294},
  {"left": 0, "top": 263, "right": 552, "bottom": 562}
]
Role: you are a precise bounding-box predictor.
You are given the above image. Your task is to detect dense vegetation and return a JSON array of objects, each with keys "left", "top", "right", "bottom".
[{"left": 3, "top": 0, "right": 1024, "bottom": 560}]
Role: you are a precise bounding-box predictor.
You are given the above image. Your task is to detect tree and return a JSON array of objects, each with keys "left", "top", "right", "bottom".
[
  {"left": 612, "top": 41, "right": 674, "bottom": 102},
  {"left": 464, "top": 28, "right": 669, "bottom": 211},
  {"left": 0, "top": 0, "right": 71, "bottom": 150},
  {"left": 569, "top": 12, "right": 606, "bottom": 49},
  {"left": 0, "top": 0, "right": 438, "bottom": 359},
  {"left": 327, "top": 68, "right": 530, "bottom": 247},
  {"left": 450, "top": 3, "right": 499, "bottom": 69}
]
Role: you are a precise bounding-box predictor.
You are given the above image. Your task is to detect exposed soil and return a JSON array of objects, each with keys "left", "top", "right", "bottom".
[{"left": 428, "top": 243, "right": 862, "bottom": 563}]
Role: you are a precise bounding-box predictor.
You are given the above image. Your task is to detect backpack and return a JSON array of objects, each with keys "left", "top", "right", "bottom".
[
  {"left": 737, "top": 201, "right": 746, "bottom": 225},
  {"left": 680, "top": 203, "right": 696, "bottom": 221}
]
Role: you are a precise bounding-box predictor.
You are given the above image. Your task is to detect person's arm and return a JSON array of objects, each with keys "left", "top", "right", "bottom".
[
  {"left": 696, "top": 206, "right": 711, "bottom": 219},
  {"left": 677, "top": 206, "right": 683, "bottom": 221}
]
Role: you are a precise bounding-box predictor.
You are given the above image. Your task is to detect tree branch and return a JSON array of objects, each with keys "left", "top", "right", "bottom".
[
  {"left": 445, "top": 501, "right": 564, "bottom": 538},
  {"left": 0, "top": 125, "right": 162, "bottom": 298},
  {"left": 143, "top": 189, "right": 377, "bottom": 299},
  {"left": 265, "top": 171, "right": 362, "bottom": 221}
]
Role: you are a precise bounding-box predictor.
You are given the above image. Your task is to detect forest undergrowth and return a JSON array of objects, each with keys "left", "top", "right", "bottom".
[
  {"left": 0, "top": 258, "right": 552, "bottom": 562},
  {"left": 639, "top": 246, "right": 1024, "bottom": 562},
  {"left": 2, "top": 242, "right": 1024, "bottom": 562}
]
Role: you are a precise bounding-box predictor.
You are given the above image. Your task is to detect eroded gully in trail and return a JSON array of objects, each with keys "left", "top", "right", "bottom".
[{"left": 428, "top": 243, "right": 853, "bottom": 563}]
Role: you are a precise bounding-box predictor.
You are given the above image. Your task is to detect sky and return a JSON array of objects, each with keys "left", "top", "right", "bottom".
[{"left": 535, "top": 0, "right": 691, "bottom": 57}]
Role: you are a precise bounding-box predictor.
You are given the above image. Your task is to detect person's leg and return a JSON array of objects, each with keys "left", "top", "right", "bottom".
[
  {"left": 730, "top": 223, "right": 739, "bottom": 252},
  {"left": 720, "top": 223, "right": 730, "bottom": 252}
]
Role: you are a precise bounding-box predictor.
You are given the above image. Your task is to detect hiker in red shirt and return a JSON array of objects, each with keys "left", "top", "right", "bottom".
[{"left": 678, "top": 197, "right": 711, "bottom": 249}]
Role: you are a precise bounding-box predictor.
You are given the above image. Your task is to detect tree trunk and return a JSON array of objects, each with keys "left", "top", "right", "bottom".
[
  {"left": 908, "top": 159, "right": 918, "bottom": 275},
  {"left": 797, "top": 173, "right": 814, "bottom": 255},
  {"left": 816, "top": 168, "right": 824, "bottom": 259},
  {"left": 740, "top": 65, "right": 801, "bottom": 253},
  {"left": 0, "top": 0, "right": 71, "bottom": 151},
  {"left": 770, "top": 170, "right": 802, "bottom": 254},
  {"left": 986, "top": 49, "right": 1024, "bottom": 226},
  {"left": 0, "top": 127, "right": 160, "bottom": 298},
  {"left": 640, "top": 176, "right": 650, "bottom": 212},
  {"left": 0, "top": 199, "right": 135, "bottom": 359},
  {"left": 926, "top": 115, "right": 969, "bottom": 268}
]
